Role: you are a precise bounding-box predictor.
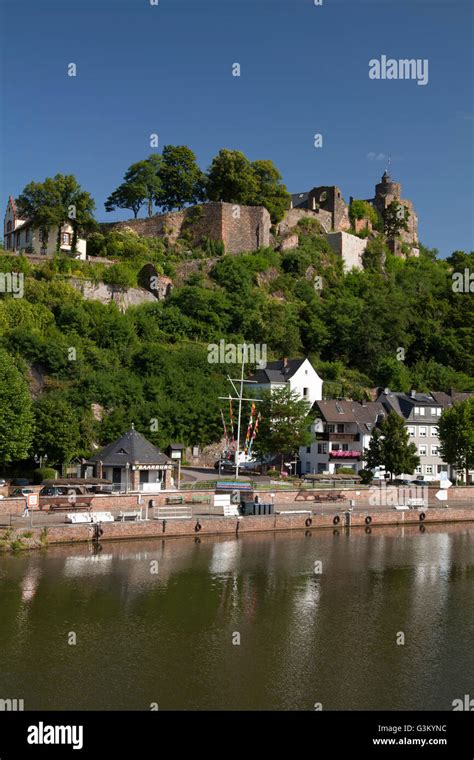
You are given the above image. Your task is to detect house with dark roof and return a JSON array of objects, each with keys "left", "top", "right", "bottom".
[
  {"left": 82, "top": 425, "right": 173, "bottom": 492},
  {"left": 248, "top": 357, "right": 323, "bottom": 409},
  {"left": 377, "top": 389, "right": 473, "bottom": 482},
  {"left": 303, "top": 400, "right": 385, "bottom": 475}
]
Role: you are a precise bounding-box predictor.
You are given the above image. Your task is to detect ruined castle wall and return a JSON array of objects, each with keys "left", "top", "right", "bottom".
[
  {"left": 221, "top": 203, "right": 271, "bottom": 253},
  {"left": 277, "top": 208, "right": 333, "bottom": 235},
  {"left": 326, "top": 232, "right": 367, "bottom": 271},
  {"left": 100, "top": 202, "right": 270, "bottom": 254}
]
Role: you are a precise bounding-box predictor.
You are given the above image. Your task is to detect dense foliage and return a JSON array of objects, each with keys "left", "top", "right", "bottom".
[{"left": 0, "top": 224, "right": 472, "bottom": 470}]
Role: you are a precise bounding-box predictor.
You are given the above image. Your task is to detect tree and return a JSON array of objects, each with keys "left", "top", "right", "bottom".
[
  {"left": 252, "top": 387, "right": 312, "bottom": 472},
  {"left": 0, "top": 350, "right": 34, "bottom": 466},
  {"left": 383, "top": 200, "right": 410, "bottom": 238},
  {"left": 438, "top": 398, "right": 474, "bottom": 483},
  {"left": 349, "top": 199, "right": 380, "bottom": 227},
  {"left": 33, "top": 397, "right": 81, "bottom": 467},
  {"left": 364, "top": 411, "right": 419, "bottom": 481},
  {"left": 105, "top": 154, "right": 163, "bottom": 218},
  {"left": 158, "top": 145, "right": 205, "bottom": 211},
  {"left": 206, "top": 149, "right": 259, "bottom": 205},
  {"left": 17, "top": 174, "right": 96, "bottom": 253},
  {"left": 250, "top": 159, "right": 291, "bottom": 223},
  {"left": 206, "top": 150, "right": 290, "bottom": 223}
]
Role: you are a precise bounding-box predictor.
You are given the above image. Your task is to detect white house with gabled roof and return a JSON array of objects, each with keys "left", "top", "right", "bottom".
[
  {"left": 247, "top": 357, "right": 323, "bottom": 408},
  {"left": 3, "top": 195, "right": 87, "bottom": 259}
]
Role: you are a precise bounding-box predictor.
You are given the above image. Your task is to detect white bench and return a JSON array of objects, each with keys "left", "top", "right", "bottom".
[
  {"left": 115, "top": 510, "right": 141, "bottom": 522},
  {"left": 90, "top": 511, "right": 115, "bottom": 522},
  {"left": 66, "top": 513, "right": 92, "bottom": 524}
]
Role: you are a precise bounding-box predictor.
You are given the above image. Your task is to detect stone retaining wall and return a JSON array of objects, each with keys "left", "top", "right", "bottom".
[{"left": 5, "top": 507, "right": 474, "bottom": 551}]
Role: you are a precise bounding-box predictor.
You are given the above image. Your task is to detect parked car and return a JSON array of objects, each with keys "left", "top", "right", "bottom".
[
  {"left": 392, "top": 479, "right": 414, "bottom": 486},
  {"left": 0, "top": 478, "right": 7, "bottom": 487},
  {"left": 11, "top": 478, "right": 31, "bottom": 486},
  {"left": 11, "top": 488, "right": 35, "bottom": 497},
  {"left": 214, "top": 460, "right": 237, "bottom": 473},
  {"left": 413, "top": 479, "right": 431, "bottom": 487}
]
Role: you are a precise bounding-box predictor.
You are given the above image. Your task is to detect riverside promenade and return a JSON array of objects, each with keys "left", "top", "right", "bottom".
[{"left": 1, "top": 484, "right": 473, "bottom": 552}]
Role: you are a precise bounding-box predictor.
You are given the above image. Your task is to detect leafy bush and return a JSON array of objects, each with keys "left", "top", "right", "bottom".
[{"left": 32, "top": 467, "right": 57, "bottom": 484}]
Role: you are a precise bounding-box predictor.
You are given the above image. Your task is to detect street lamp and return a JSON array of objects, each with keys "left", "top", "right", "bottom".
[{"left": 125, "top": 462, "right": 130, "bottom": 494}]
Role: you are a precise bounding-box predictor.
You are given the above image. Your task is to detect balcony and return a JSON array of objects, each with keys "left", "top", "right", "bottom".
[
  {"left": 329, "top": 450, "right": 361, "bottom": 460},
  {"left": 316, "top": 432, "right": 360, "bottom": 442}
]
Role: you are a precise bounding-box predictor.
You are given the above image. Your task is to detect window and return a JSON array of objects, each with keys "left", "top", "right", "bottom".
[
  {"left": 419, "top": 427, "right": 427, "bottom": 437},
  {"left": 332, "top": 444, "right": 340, "bottom": 451},
  {"left": 305, "top": 462, "right": 311, "bottom": 473},
  {"left": 6, "top": 221, "right": 12, "bottom": 232},
  {"left": 416, "top": 465, "right": 422, "bottom": 474},
  {"left": 337, "top": 424, "right": 344, "bottom": 433},
  {"left": 327, "top": 425, "right": 335, "bottom": 433},
  {"left": 25, "top": 228, "right": 30, "bottom": 243},
  {"left": 431, "top": 445, "right": 439, "bottom": 456},
  {"left": 431, "top": 408, "right": 437, "bottom": 417},
  {"left": 62, "top": 232, "right": 71, "bottom": 246},
  {"left": 414, "top": 406, "right": 425, "bottom": 416},
  {"left": 15, "top": 232, "right": 20, "bottom": 247},
  {"left": 436, "top": 408, "right": 441, "bottom": 416},
  {"left": 342, "top": 444, "right": 349, "bottom": 451},
  {"left": 425, "top": 465, "right": 433, "bottom": 475},
  {"left": 419, "top": 445, "right": 427, "bottom": 456},
  {"left": 317, "top": 443, "right": 327, "bottom": 454},
  {"left": 408, "top": 426, "right": 415, "bottom": 437},
  {"left": 306, "top": 446, "right": 311, "bottom": 454},
  {"left": 303, "top": 387, "right": 309, "bottom": 397},
  {"left": 431, "top": 426, "right": 438, "bottom": 437}
]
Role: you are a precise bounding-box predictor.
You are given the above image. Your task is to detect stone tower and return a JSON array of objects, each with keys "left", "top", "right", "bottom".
[{"left": 372, "top": 170, "right": 418, "bottom": 248}]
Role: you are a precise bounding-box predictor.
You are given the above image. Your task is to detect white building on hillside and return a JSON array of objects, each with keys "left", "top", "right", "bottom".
[
  {"left": 3, "top": 196, "right": 87, "bottom": 259},
  {"left": 247, "top": 357, "right": 323, "bottom": 408}
]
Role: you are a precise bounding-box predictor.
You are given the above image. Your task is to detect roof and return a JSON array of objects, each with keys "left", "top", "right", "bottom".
[
  {"left": 248, "top": 358, "right": 309, "bottom": 385},
  {"left": 314, "top": 400, "right": 385, "bottom": 427},
  {"left": 291, "top": 192, "right": 309, "bottom": 209},
  {"left": 88, "top": 427, "right": 172, "bottom": 467},
  {"left": 377, "top": 389, "right": 473, "bottom": 420}
]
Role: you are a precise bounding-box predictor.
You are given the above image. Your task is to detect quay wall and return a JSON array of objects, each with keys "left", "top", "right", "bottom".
[
  {"left": 4, "top": 507, "right": 474, "bottom": 551},
  {"left": 0, "top": 486, "right": 472, "bottom": 516}
]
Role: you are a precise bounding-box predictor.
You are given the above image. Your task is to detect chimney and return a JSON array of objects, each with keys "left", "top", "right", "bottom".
[
  {"left": 410, "top": 390, "right": 416, "bottom": 399},
  {"left": 383, "top": 387, "right": 390, "bottom": 395}
]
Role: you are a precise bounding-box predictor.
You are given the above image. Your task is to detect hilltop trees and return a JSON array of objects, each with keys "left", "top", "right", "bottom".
[
  {"left": 105, "top": 147, "right": 205, "bottom": 216},
  {"left": 158, "top": 145, "right": 205, "bottom": 211},
  {"left": 105, "top": 154, "right": 163, "bottom": 218},
  {"left": 0, "top": 350, "right": 34, "bottom": 467},
  {"left": 438, "top": 398, "right": 474, "bottom": 483},
  {"left": 206, "top": 149, "right": 290, "bottom": 223},
  {"left": 16, "top": 174, "right": 96, "bottom": 253}
]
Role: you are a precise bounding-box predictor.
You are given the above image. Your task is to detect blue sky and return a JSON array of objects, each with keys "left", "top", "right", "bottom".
[{"left": 1, "top": 0, "right": 473, "bottom": 257}]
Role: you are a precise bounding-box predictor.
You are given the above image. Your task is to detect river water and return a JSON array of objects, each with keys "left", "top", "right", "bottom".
[{"left": 0, "top": 525, "right": 473, "bottom": 711}]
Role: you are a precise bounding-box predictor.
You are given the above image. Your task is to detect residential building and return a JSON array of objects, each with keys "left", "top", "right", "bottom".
[
  {"left": 3, "top": 195, "right": 87, "bottom": 259},
  {"left": 247, "top": 357, "right": 323, "bottom": 409},
  {"left": 302, "top": 399, "right": 386, "bottom": 475},
  {"left": 377, "top": 389, "right": 473, "bottom": 482},
  {"left": 81, "top": 425, "right": 173, "bottom": 491}
]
